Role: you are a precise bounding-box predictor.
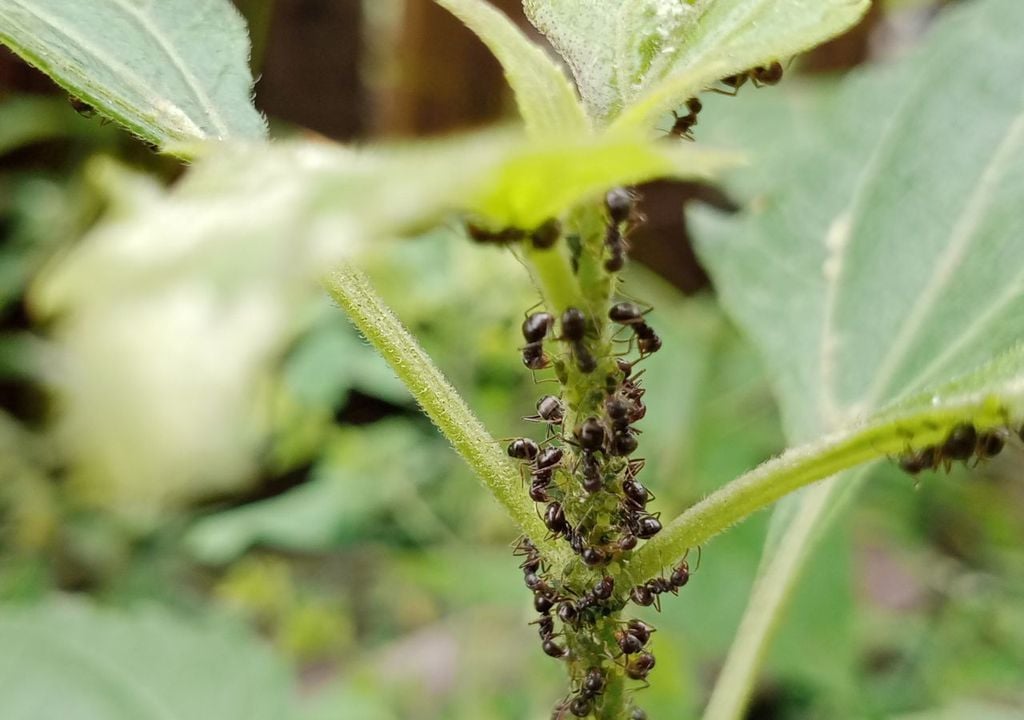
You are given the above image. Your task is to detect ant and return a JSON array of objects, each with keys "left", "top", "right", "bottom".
[
  {"left": 68, "top": 95, "right": 97, "bottom": 118},
  {"left": 561, "top": 307, "right": 597, "bottom": 373},
  {"left": 625, "top": 651, "right": 656, "bottom": 686},
  {"left": 608, "top": 302, "right": 662, "bottom": 357},
  {"left": 531, "top": 218, "right": 562, "bottom": 250},
  {"left": 669, "top": 97, "right": 702, "bottom": 140},
  {"left": 717, "top": 61, "right": 784, "bottom": 95},
  {"left": 522, "top": 311, "right": 555, "bottom": 369},
  {"left": 580, "top": 452, "right": 604, "bottom": 494},
  {"left": 526, "top": 395, "right": 565, "bottom": 426}
]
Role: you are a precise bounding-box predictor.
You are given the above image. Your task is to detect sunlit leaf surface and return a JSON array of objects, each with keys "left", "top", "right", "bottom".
[
  {"left": 524, "top": 0, "right": 868, "bottom": 124},
  {"left": 0, "top": 0, "right": 267, "bottom": 149}
]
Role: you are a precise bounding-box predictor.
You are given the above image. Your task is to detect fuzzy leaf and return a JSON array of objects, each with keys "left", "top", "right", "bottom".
[
  {"left": 0, "top": 0, "right": 267, "bottom": 150},
  {"left": 679, "top": 0, "right": 1024, "bottom": 716},
  {"left": 0, "top": 599, "right": 294, "bottom": 720},
  {"left": 524, "top": 0, "right": 869, "bottom": 124}
]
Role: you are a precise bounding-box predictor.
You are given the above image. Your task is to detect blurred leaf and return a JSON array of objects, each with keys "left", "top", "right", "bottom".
[
  {"left": 0, "top": 95, "right": 95, "bottom": 155},
  {"left": 0, "top": 598, "right": 294, "bottom": 720},
  {"left": 0, "top": 0, "right": 267, "bottom": 151},
  {"left": 524, "top": 0, "right": 869, "bottom": 124},
  {"left": 433, "top": 0, "right": 589, "bottom": 137},
  {"left": 685, "top": 0, "right": 1024, "bottom": 716},
  {"left": 187, "top": 422, "right": 445, "bottom": 563}
]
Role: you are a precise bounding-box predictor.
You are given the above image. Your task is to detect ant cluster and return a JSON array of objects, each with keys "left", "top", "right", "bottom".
[
  {"left": 897, "top": 421, "right": 1022, "bottom": 476},
  {"left": 505, "top": 188, "right": 697, "bottom": 718},
  {"left": 668, "top": 60, "right": 784, "bottom": 142}
]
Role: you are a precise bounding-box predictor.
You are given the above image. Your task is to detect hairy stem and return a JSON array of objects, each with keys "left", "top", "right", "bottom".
[
  {"left": 324, "top": 263, "right": 561, "bottom": 559},
  {"left": 702, "top": 470, "right": 868, "bottom": 720},
  {"left": 628, "top": 396, "right": 1013, "bottom": 583}
]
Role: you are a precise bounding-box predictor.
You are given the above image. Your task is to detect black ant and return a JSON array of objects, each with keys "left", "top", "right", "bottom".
[
  {"left": 527, "top": 395, "right": 565, "bottom": 426},
  {"left": 580, "top": 452, "right": 603, "bottom": 494},
  {"left": 575, "top": 417, "right": 606, "bottom": 453},
  {"left": 508, "top": 437, "right": 540, "bottom": 462},
  {"left": 544, "top": 501, "right": 571, "bottom": 539},
  {"left": 605, "top": 187, "right": 638, "bottom": 226},
  {"left": 717, "top": 61, "right": 784, "bottom": 95},
  {"left": 531, "top": 218, "right": 562, "bottom": 250},
  {"left": 466, "top": 222, "right": 527, "bottom": 244},
  {"left": 622, "top": 475, "right": 653, "bottom": 510},
  {"left": 561, "top": 307, "right": 597, "bottom": 373},
  {"left": 604, "top": 223, "right": 628, "bottom": 273},
  {"left": 625, "top": 651, "right": 656, "bottom": 686},
  {"left": 522, "top": 311, "right": 555, "bottom": 370},
  {"left": 68, "top": 95, "right": 97, "bottom": 118},
  {"left": 669, "top": 97, "right": 702, "bottom": 140}
]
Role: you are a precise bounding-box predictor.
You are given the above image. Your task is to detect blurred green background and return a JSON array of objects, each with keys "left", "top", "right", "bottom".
[{"left": 1, "top": 0, "right": 1022, "bottom": 718}]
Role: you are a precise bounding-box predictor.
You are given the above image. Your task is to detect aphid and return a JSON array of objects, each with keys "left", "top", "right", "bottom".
[
  {"left": 508, "top": 437, "right": 540, "bottom": 461},
  {"left": 626, "top": 651, "right": 656, "bottom": 682},
  {"left": 576, "top": 417, "right": 606, "bottom": 452},
  {"left": 669, "top": 97, "right": 702, "bottom": 140},
  {"left": 531, "top": 219, "right": 561, "bottom": 250},
  {"left": 630, "top": 708, "right": 648, "bottom": 720}
]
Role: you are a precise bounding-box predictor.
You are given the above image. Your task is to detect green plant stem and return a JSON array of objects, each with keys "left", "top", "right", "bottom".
[
  {"left": 627, "top": 396, "right": 1013, "bottom": 583},
  {"left": 324, "top": 263, "right": 560, "bottom": 559},
  {"left": 701, "top": 469, "right": 867, "bottom": 720}
]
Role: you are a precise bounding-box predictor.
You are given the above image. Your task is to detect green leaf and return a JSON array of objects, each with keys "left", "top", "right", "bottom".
[
  {"left": 678, "top": 0, "right": 1024, "bottom": 716},
  {"left": 433, "top": 0, "right": 590, "bottom": 138},
  {"left": 524, "top": 0, "right": 869, "bottom": 125},
  {"left": 0, "top": 0, "right": 267, "bottom": 150},
  {"left": 0, "top": 598, "right": 294, "bottom": 720},
  {"left": 187, "top": 423, "right": 443, "bottom": 563}
]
